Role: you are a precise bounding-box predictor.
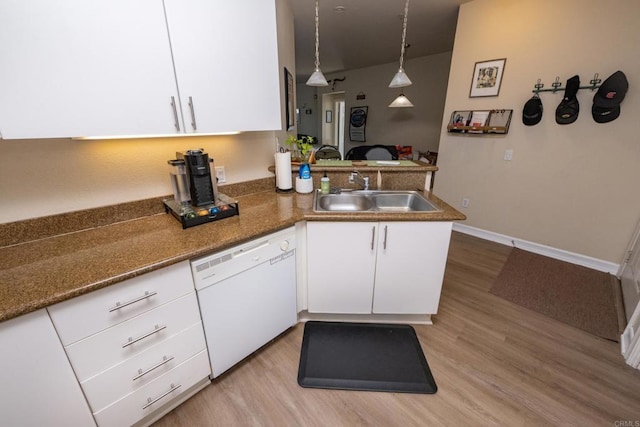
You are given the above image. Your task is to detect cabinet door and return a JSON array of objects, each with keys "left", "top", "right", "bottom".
[
  {"left": 307, "top": 222, "right": 377, "bottom": 313},
  {"left": 373, "top": 222, "right": 452, "bottom": 314},
  {"left": 164, "top": 0, "right": 281, "bottom": 133},
  {"left": 0, "top": 310, "right": 96, "bottom": 427},
  {"left": 0, "top": 0, "right": 181, "bottom": 139}
]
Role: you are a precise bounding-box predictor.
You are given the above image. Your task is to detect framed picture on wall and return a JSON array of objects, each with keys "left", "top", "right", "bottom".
[
  {"left": 469, "top": 58, "right": 506, "bottom": 97},
  {"left": 284, "top": 67, "right": 295, "bottom": 130},
  {"left": 349, "top": 106, "right": 368, "bottom": 142}
]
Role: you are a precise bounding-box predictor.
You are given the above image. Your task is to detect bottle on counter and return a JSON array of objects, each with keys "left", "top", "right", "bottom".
[
  {"left": 299, "top": 163, "right": 311, "bottom": 180},
  {"left": 320, "top": 172, "right": 330, "bottom": 194}
]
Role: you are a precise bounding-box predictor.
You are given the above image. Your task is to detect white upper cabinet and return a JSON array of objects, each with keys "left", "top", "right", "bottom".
[
  {"left": 164, "top": 0, "right": 281, "bottom": 134},
  {"left": 0, "top": 0, "right": 282, "bottom": 139},
  {"left": 0, "top": 0, "right": 181, "bottom": 139}
]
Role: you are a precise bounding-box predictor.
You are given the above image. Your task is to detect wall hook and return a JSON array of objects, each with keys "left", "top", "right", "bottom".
[
  {"left": 551, "top": 76, "right": 562, "bottom": 93},
  {"left": 589, "top": 73, "right": 602, "bottom": 90},
  {"left": 533, "top": 78, "right": 544, "bottom": 94}
]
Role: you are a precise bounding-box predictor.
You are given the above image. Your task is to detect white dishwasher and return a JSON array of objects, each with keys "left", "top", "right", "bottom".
[{"left": 191, "top": 227, "right": 297, "bottom": 378}]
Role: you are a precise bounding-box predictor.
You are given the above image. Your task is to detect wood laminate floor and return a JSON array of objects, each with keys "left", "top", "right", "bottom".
[{"left": 154, "top": 232, "right": 640, "bottom": 426}]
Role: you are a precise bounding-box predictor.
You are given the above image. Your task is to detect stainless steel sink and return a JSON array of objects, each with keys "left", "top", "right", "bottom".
[
  {"left": 316, "top": 194, "right": 374, "bottom": 211},
  {"left": 313, "top": 190, "right": 440, "bottom": 213}
]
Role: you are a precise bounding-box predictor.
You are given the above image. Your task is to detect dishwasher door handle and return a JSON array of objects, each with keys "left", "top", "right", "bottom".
[{"left": 233, "top": 241, "right": 269, "bottom": 258}]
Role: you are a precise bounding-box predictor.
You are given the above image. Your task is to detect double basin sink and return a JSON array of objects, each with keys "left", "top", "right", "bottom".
[{"left": 313, "top": 190, "right": 440, "bottom": 213}]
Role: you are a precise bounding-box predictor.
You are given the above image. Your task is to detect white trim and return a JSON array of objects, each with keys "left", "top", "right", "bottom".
[
  {"left": 453, "top": 223, "right": 620, "bottom": 274},
  {"left": 617, "top": 217, "right": 640, "bottom": 277}
]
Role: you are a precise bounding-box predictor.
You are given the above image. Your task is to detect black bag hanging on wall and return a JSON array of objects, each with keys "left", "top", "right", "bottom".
[{"left": 556, "top": 75, "right": 580, "bottom": 124}]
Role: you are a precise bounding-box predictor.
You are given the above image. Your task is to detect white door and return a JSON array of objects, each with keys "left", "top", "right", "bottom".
[
  {"left": 373, "top": 222, "right": 452, "bottom": 314},
  {"left": 620, "top": 219, "right": 640, "bottom": 368},
  {"left": 307, "top": 222, "right": 378, "bottom": 313},
  {"left": 0, "top": 0, "right": 181, "bottom": 139},
  {"left": 621, "top": 219, "right": 640, "bottom": 322},
  {"left": 164, "top": 0, "right": 281, "bottom": 134}
]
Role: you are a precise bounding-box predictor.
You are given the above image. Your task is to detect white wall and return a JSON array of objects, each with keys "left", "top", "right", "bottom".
[
  {"left": 436, "top": 0, "right": 640, "bottom": 263},
  {"left": 308, "top": 52, "right": 452, "bottom": 156},
  {"left": 0, "top": 0, "right": 295, "bottom": 224}
]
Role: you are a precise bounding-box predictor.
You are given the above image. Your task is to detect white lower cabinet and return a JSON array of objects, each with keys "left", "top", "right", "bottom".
[
  {"left": 0, "top": 309, "right": 96, "bottom": 427},
  {"left": 93, "top": 350, "right": 211, "bottom": 427},
  {"left": 306, "top": 221, "right": 453, "bottom": 315},
  {"left": 48, "top": 261, "right": 210, "bottom": 426}
]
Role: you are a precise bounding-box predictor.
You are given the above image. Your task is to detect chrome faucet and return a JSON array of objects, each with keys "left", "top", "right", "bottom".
[{"left": 349, "top": 171, "right": 370, "bottom": 190}]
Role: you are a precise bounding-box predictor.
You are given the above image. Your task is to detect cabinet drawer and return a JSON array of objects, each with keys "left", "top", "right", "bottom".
[
  {"left": 48, "top": 261, "right": 194, "bottom": 346},
  {"left": 66, "top": 292, "right": 201, "bottom": 381},
  {"left": 93, "top": 350, "right": 210, "bottom": 427},
  {"left": 81, "top": 321, "right": 208, "bottom": 413}
]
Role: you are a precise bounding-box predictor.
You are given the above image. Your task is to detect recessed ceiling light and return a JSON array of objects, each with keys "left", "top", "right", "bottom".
[{"left": 334, "top": 6, "right": 345, "bottom": 13}]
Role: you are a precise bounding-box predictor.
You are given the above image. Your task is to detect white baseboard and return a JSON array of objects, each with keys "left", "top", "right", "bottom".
[{"left": 453, "top": 223, "right": 620, "bottom": 275}]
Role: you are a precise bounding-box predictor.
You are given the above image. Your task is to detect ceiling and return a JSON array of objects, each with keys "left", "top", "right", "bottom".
[{"left": 291, "top": 0, "right": 472, "bottom": 80}]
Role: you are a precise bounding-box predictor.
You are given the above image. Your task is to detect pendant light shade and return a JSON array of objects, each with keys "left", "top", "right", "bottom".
[
  {"left": 307, "top": 68, "right": 328, "bottom": 86},
  {"left": 389, "top": 0, "right": 412, "bottom": 88},
  {"left": 306, "top": 0, "right": 328, "bottom": 87},
  {"left": 389, "top": 92, "right": 414, "bottom": 108},
  {"left": 389, "top": 68, "right": 412, "bottom": 88}
]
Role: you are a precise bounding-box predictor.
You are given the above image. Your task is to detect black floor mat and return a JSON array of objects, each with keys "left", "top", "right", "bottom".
[{"left": 297, "top": 321, "right": 437, "bottom": 394}]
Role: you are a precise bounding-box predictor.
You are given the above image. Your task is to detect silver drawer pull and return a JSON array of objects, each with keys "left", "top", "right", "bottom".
[
  {"left": 370, "top": 226, "right": 375, "bottom": 251},
  {"left": 170, "top": 96, "right": 181, "bottom": 131},
  {"left": 188, "top": 96, "right": 197, "bottom": 131},
  {"left": 123, "top": 324, "right": 166, "bottom": 348},
  {"left": 109, "top": 290, "right": 157, "bottom": 312},
  {"left": 383, "top": 225, "right": 388, "bottom": 250},
  {"left": 133, "top": 355, "right": 175, "bottom": 381},
  {"left": 142, "top": 383, "right": 181, "bottom": 410}
]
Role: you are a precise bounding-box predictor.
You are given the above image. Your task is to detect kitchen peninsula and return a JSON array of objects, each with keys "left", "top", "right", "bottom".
[{"left": 0, "top": 164, "right": 464, "bottom": 426}]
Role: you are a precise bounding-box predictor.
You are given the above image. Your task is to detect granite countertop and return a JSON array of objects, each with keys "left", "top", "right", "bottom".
[{"left": 0, "top": 188, "right": 464, "bottom": 323}]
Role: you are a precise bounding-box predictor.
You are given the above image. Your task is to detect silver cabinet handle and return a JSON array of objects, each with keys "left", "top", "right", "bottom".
[
  {"left": 142, "top": 383, "right": 181, "bottom": 410},
  {"left": 383, "top": 225, "right": 388, "bottom": 250},
  {"left": 371, "top": 226, "right": 376, "bottom": 251},
  {"left": 109, "top": 290, "right": 157, "bottom": 312},
  {"left": 123, "top": 324, "right": 166, "bottom": 348},
  {"left": 170, "top": 96, "right": 181, "bottom": 131},
  {"left": 188, "top": 96, "right": 197, "bottom": 131},
  {"left": 133, "top": 355, "right": 175, "bottom": 381}
]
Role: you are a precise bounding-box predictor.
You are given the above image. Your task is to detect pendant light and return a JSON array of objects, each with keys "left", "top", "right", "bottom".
[
  {"left": 389, "top": 90, "right": 414, "bottom": 108},
  {"left": 306, "top": 0, "right": 328, "bottom": 86},
  {"left": 389, "top": 0, "right": 412, "bottom": 88}
]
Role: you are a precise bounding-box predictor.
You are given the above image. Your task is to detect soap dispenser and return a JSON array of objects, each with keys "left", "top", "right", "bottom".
[{"left": 320, "top": 172, "right": 330, "bottom": 194}]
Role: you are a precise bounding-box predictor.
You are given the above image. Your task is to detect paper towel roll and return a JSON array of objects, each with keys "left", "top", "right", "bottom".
[{"left": 275, "top": 152, "right": 292, "bottom": 190}]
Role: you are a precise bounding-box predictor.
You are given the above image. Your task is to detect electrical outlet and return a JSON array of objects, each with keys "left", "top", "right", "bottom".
[
  {"left": 214, "top": 166, "right": 226, "bottom": 183},
  {"left": 461, "top": 198, "right": 470, "bottom": 208},
  {"left": 504, "top": 149, "right": 513, "bottom": 161}
]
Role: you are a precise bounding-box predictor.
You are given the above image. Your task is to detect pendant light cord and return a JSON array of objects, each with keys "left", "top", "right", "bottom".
[
  {"left": 398, "top": 0, "right": 409, "bottom": 70},
  {"left": 314, "top": 0, "right": 321, "bottom": 69}
]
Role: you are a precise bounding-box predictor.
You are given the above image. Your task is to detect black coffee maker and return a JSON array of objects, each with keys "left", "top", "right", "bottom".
[
  {"left": 179, "top": 149, "right": 216, "bottom": 206},
  {"left": 164, "top": 149, "right": 239, "bottom": 229}
]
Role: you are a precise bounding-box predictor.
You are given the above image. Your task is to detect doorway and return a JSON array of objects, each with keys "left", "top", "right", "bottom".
[{"left": 321, "top": 92, "right": 346, "bottom": 158}]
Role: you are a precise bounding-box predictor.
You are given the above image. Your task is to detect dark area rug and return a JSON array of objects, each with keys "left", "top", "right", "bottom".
[
  {"left": 297, "top": 321, "right": 437, "bottom": 394},
  {"left": 490, "top": 248, "right": 622, "bottom": 341}
]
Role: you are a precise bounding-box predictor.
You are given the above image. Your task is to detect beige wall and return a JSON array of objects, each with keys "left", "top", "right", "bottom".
[
  {"left": 436, "top": 0, "right": 640, "bottom": 263},
  {"left": 0, "top": 0, "right": 295, "bottom": 224}
]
